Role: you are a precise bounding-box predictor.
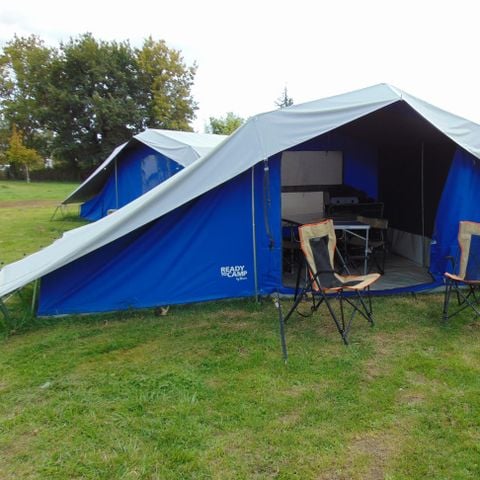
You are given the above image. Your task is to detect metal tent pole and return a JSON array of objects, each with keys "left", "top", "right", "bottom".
[
  {"left": 251, "top": 167, "right": 259, "bottom": 302},
  {"left": 421, "top": 142, "right": 426, "bottom": 267},
  {"left": 114, "top": 158, "right": 119, "bottom": 209}
]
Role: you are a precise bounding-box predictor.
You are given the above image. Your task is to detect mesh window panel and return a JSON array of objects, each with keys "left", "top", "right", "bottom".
[
  {"left": 466, "top": 234, "right": 480, "bottom": 281},
  {"left": 309, "top": 236, "right": 342, "bottom": 288}
]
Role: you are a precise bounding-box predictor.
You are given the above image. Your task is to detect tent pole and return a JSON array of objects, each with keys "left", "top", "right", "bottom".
[
  {"left": 114, "top": 158, "right": 119, "bottom": 209},
  {"left": 421, "top": 142, "right": 425, "bottom": 267},
  {"left": 31, "top": 279, "right": 38, "bottom": 315},
  {"left": 251, "top": 167, "right": 259, "bottom": 302}
]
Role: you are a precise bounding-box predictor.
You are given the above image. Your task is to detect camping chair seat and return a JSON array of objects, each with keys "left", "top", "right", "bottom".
[
  {"left": 443, "top": 221, "right": 480, "bottom": 321},
  {"left": 332, "top": 273, "right": 381, "bottom": 291},
  {"left": 276, "top": 219, "right": 381, "bottom": 358}
]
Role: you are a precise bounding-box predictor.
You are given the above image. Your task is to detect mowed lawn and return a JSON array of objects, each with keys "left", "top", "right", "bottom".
[{"left": 1, "top": 181, "right": 480, "bottom": 479}]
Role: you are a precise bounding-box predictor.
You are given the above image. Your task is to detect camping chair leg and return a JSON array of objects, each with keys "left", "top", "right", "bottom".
[
  {"left": 367, "top": 286, "right": 373, "bottom": 323},
  {"left": 465, "top": 285, "right": 479, "bottom": 304},
  {"left": 471, "top": 286, "right": 480, "bottom": 304},
  {"left": 342, "top": 290, "right": 375, "bottom": 326},
  {"left": 457, "top": 286, "right": 480, "bottom": 318},
  {"left": 355, "top": 289, "right": 374, "bottom": 325},
  {"left": 442, "top": 279, "right": 452, "bottom": 321},
  {"left": 293, "top": 257, "right": 305, "bottom": 301},
  {"left": 285, "top": 275, "right": 318, "bottom": 323},
  {"left": 339, "top": 293, "right": 345, "bottom": 331},
  {"left": 444, "top": 280, "right": 480, "bottom": 320},
  {"left": 322, "top": 292, "right": 348, "bottom": 345}
]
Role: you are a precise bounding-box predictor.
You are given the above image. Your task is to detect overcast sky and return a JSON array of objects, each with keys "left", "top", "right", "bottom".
[{"left": 1, "top": 0, "right": 479, "bottom": 132}]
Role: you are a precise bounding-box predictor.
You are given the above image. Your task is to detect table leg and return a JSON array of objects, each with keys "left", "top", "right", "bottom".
[{"left": 364, "top": 228, "right": 369, "bottom": 275}]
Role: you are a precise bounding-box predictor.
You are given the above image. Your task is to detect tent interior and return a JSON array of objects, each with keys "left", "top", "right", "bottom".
[{"left": 279, "top": 100, "right": 457, "bottom": 291}]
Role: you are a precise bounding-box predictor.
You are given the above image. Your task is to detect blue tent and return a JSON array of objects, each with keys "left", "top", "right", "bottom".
[
  {"left": 2, "top": 84, "right": 480, "bottom": 315},
  {"left": 62, "top": 129, "right": 227, "bottom": 221}
]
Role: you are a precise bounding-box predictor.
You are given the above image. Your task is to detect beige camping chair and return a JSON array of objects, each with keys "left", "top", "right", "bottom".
[
  {"left": 443, "top": 221, "right": 480, "bottom": 321},
  {"left": 276, "top": 219, "right": 381, "bottom": 358}
]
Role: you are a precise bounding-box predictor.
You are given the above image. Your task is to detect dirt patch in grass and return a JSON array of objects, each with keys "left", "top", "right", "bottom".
[
  {"left": 318, "top": 430, "right": 399, "bottom": 480},
  {"left": 348, "top": 432, "right": 396, "bottom": 480},
  {"left": 220, "top": 320, "right": 251, "bottom": 331},
  {"left": 397, "top": 389, "right": 425, "bottom": 406},
  {"left": 220, "top": 309, "right": 261, "bottom": 320},
  {"left": 0, "top": 199, "right": 58, "bottom": 209}
]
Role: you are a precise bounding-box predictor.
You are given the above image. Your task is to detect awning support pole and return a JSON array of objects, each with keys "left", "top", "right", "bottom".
[
  {"left": 31, "top": 279, "right": 38, "bottom": 315},
  {"left": 421, "top": 142, "right": 426, "bottom": 267},
  {"left": 251, "top": 167, "right": 259, "bottom": 302},
  {"left": 114, "top": 158, "right": 119, "bottom": 209}
]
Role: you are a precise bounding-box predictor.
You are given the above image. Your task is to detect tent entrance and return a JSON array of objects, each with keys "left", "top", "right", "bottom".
[{"left": 279, "top": 102, "right": 458, "bottom": 292}]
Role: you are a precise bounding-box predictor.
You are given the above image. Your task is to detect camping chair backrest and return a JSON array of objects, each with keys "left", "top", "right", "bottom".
[
  {"left": 457, "top": 221, "right": 480, "bottom": 281},
  {"left": 299, "top": 220, "right": 339, "bottom": 291}
]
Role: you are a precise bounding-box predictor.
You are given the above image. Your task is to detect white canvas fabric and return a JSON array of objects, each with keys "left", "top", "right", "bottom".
[
  {"left": 2, "top": 83, "right": 480, "bottom": 297},
  {"left": 62, "top": 129, "right": 228, "bottom": 204}
]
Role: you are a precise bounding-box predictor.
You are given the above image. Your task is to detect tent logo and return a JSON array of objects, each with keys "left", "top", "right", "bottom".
[{"left": 220, "top": 265, "right": 248, "bottom": 281}]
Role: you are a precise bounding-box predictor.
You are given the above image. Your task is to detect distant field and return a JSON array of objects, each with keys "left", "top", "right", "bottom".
[
  {"left": 0, "top": 180, "right": 78, "bottom": 202},
  {"left": 1, "top": 181, "right": 480, "bottom": 479},
  {"left": 0, "top": 181, "right": 85, "bottom": 264}
]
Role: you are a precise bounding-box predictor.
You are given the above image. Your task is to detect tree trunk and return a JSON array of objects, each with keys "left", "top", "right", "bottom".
[{"left": 25, "top": 164, "right": 30, "bottom": 183}]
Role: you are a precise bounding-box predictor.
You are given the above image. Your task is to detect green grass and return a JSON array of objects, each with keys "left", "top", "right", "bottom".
[
  {"left": 0, "top": 181, "right": 86, "bottom": 264},
  {"left": 1, "top": 181, "right": 480, "bottom": 479},
  {"left": 0, "top": 180, "right": 78, "bottom": 202}
]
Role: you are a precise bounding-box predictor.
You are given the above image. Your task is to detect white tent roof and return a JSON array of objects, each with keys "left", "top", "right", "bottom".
[
  {"left": 2, "top": 83, "right": 480, "bottom": 298},
  {"left": 62, "top": 129, "right": 228, "bottom": 204}
]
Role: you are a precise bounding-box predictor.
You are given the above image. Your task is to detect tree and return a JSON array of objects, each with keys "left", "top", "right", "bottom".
[
  {"left": 46, "top": 34, "right": 143, "bottom": 171},
  {"left": 6, "top": 125, "right": 43, "bottom": 182},
  {"left": 0, "top": 34, "right": 199, "bottom": 174},
  {"left": 275, "top": 86, "right": 294, "bottom": 109},
  {"left": 206, "top": 112, "right": 244, "bottom": 135},
  {"left": 136, "top": 37, "right": 198, "bottom": 131},
  {"left": 0, "top": 35, "right": 54, "bottom": 156}
]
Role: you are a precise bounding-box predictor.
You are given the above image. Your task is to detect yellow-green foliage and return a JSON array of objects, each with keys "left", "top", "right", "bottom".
[{"left": 6, "top": 126, "right": 43, "bottom": 181}]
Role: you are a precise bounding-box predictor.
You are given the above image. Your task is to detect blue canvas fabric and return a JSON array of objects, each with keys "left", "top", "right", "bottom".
[
  {"left": 80, "top": 143, "right": 183, "bottom": 221},
  {"left": 430, "top": 149, "right": 480, "bottom": 279},
  {"left": 38, "top": 163, "right": 282, "bottom": 315}
]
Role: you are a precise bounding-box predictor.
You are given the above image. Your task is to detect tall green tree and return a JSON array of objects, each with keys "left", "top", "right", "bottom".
[
  {"left": 6, "top": 125, "right": 43, "bottom": 182},
  {"left": 0, "top": 34, "right": 198, "bottom": 173},
  {"left": 275, "top": 86, "right": 294, "bottom": 108},
  {"left": 46, "top": 34, "right": 143, "bottom": 171},
  {"left": 136, "top": 37, "right": 198, "bottom": 131},
  {"left": 206, "top": 112, "right": 244, "bottom": 135},
  {"left": 0, "top": 35, "right": 54, "bottom": 155}
]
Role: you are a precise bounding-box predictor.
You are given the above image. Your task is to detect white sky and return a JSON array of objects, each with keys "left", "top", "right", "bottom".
[{"left": 1, "top": 0, "right": 479, "bottom": 132}]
